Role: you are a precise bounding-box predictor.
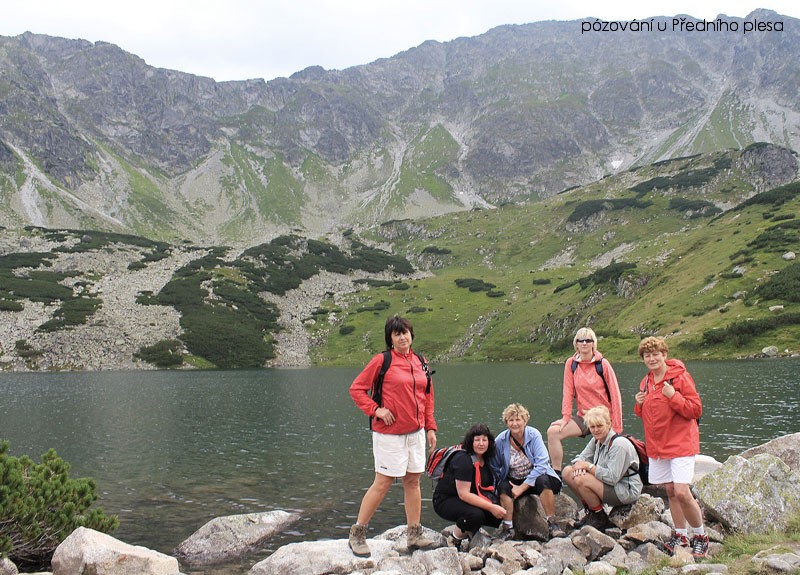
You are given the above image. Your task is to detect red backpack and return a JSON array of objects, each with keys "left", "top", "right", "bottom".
[{"left": 610, "top": 433, "right": 650, "bottom": 485}]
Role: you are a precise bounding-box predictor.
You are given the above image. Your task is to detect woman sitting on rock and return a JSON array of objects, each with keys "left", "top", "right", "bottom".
[
  {"left": 562, "top": 405, "right": 643, "bottom": 531},
  {"left": 491, "top": 403, "right": 565, "bottom": 540},
  {"left": 432, "top": 423, "right": 507, "bottom": 548}
]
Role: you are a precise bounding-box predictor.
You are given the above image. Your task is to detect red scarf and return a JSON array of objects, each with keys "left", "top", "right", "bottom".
[{"left": 474, "top": 461, "right": 496, "bottom": 502}]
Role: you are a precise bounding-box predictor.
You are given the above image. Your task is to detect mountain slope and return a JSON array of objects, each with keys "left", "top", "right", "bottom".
[
  {"left": 1, "top": 144, "right": 797, "bottom": 370},
  {"left": 1, "top": 10, "right": 798, "bottom": 243}
]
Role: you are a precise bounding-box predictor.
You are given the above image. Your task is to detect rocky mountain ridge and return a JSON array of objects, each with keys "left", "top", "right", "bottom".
[
  {"left": 2, "top": 143, "right": 797, "bottom": 371},
  {"left": 1, "top": 10, "right": 798, "bottom": 245}
]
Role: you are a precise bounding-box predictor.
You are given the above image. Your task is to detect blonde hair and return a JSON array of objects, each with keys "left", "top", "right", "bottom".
[
  {"left": 638, "top": 336, "right": 668, "bottom": 357},
  {"left": 573, "top": 327, "right": 598, "bottom": 351},
  {"left": 583, "top": 405, "right": 611, "bottom": 429},
  {"left": 502, "top": 403, "right": 530, "bottom": 424}
]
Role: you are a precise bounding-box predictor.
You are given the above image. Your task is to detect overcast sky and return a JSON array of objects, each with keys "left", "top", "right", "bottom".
[{"left": 2, "top": 1, "right": 797, "bottom": 82}]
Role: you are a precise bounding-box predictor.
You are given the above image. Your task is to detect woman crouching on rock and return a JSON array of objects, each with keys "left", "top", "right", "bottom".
[
  {"left": 563, "top": 405, "right": 643, "bottom": 531},
  {"left": 432, "top": 423, "right": 507, "bottom": 548}
]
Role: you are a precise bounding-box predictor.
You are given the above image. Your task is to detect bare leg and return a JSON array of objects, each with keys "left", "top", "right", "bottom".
[
  {"left": 672, "top": 482, "right": 703, "bottom": 528},
  {"left": 402, "top": 472, "right": 422, "bottom": 525},
  {"left": 547, "top": 419, "right": 583, "bottom": 471},
  {"left": 356, "top": 473, "right": 395, "bottom": 525},
  {"left": 539, "top": 489, "right": 556, "bottom": 517}
]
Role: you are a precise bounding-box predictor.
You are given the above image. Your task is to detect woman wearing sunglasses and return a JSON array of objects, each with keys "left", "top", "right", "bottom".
[{"left": 547, "top": 327, "right": 623, "bottom": 475}]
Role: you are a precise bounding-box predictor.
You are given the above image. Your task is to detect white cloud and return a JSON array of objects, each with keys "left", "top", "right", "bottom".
[{"left": 1, "top": 0, "right": 797, "bottom": 81}]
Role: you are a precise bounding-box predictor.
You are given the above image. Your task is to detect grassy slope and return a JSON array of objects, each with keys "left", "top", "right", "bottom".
[{"left": 313, "top": 149, "right": 800, "bottom": 366}]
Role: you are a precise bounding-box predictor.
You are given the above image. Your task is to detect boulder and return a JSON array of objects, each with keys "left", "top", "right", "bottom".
[
  {"left": 173, "top": 510, "right": 300, "bottom": 565},
  {"left": 694, "top": 454, "right": 800, "bottom": 534},
  {"left": 513, "top": 494, "right": 548, "bottom": 541},
  {"left": 248, "top": 538, "right": 397, "bottom": 575},
  {"left": 609, "top": 494, "right": 665, "bottom": 530},
  {"left": 569, "top": 526, "right": 616, "bottom": 562},
  {"left": 739, "top": 432, "right": 800, "bottom": 473},
  {"left": 51, "top": 527, "right": 181, "bottom": 575}
]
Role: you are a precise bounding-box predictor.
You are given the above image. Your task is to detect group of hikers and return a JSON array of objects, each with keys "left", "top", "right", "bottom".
[{"left": 348, "top": 315, "right": 707, "bottom": 560}]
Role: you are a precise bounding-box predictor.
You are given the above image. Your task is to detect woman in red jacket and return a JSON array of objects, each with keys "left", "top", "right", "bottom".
[
  {"left": 347, "top": 315, "right": 438, "bottom": 557},
  {"left": 634, "top": 336, "right": 708, "bottom": 559},
  {"left": 548, "top": 327, "right": 623, "bottom": 474}
]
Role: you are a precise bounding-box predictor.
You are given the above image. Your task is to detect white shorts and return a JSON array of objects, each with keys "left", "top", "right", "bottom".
[
  {"left": 648, "top": 455, "right": 696, "bottom": 485},
  {"left": 373, "top": 429, "right": 426, "bottom": 477}
]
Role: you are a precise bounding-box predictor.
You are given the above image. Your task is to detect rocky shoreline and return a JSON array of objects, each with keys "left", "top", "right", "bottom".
[{"left": 2, "top": 433, "right": 799, "bottom": 575}]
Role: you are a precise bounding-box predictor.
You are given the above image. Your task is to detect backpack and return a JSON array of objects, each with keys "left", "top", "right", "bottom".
[
  {"left": 425, "top": 444, "right": 477, "bottom": 488},
  {"left": 610, "top": 433, "right": 650, "bottom": 485},
  {"left": 570, "top": 357, "right": 611, "bottom": 402},
  {"left": 369, "top": 350, "right": 434, "bottom": 429},
  {"left": 425, "top": 443, "right": 463, "bottom": 481}
]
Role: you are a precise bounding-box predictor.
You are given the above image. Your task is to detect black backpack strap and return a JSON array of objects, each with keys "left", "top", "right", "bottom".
[
  {"left": 572, "top": 357, "right": 610, "bottom": 402},
  {"left": 414, "top": 351, "right": 435, "bottom": 394},
  {"left": 369, "top": 350, "right": 392, "bottom": 429}
]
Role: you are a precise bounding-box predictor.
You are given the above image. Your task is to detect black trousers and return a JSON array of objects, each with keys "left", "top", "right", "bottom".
[{"left": 433, "top": 495, "right": 502, "bottom": 534}]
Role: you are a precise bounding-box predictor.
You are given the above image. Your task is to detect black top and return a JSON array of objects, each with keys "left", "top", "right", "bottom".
[{"left": 433, "top": 450, "right": 492, "bottom": 500}]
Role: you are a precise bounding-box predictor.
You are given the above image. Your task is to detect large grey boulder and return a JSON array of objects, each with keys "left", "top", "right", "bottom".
[
  {"left": 694, "top": 453, "right": 800, "bottom": 534},
  {"left": 173, "top": 510, "right": 300, "bottom": 565},
  {"left": 51, "top": 527, "right": 182, "bottom": 575},
  {"left": 740, "top": 432, "right": 800, "bottom": 473},
  {"left": 513, "top": 494, "right": 548, "bottom": 540},
  {"left": 609, "top": 494, "right": 665, "bottom": 530},
  {"left": 248, "top": 538, "right": 397, "bottom": 575}
]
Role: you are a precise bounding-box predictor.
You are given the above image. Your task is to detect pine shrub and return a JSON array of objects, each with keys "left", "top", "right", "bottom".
[{"left": 0, "top": 441, "right": 118, "bottom": 569}]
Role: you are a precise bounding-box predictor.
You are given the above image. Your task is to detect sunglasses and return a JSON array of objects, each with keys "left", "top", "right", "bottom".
[{"left": 576, "top": 339, "right": 594, "bottom": 343}]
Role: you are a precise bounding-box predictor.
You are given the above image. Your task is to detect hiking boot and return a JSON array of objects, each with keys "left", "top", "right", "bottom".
[
  {"left": 663, "top": 532, "right": 690, "bottom": 554},
  {"left": 547, "top": 518, "right": 566, "bottom": 539},
  {"left": 690, "top": 534, "right": 710, "bottom": 559},
  {"left": 407, "top": 523, "right": 436, "bottom": 549},
  {"left": 584, "top": 509, "right": 611, "bottom": 531},
  {"left": 496, "top": 523, "right": 515, "bottom": 541},
  {"left": 446, "top": 530, "right": 470, "bottom": 551},
  {"left": 348, "top": 523, "right": 370, "bottom": 557}
]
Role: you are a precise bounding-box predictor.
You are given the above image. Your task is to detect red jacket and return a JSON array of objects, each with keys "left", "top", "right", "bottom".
[
  {"left": 349, "top": 349, "right": 437, "bottom": 435},
  {"left": 634, "top": 359, "right": 702, "bottom": 459},
  {"left": 561, "top": 352, "right": 623, "bottom": 433}
]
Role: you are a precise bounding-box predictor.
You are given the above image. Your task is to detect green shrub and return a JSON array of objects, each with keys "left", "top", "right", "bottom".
[
  {"left": 755, "top": 262, "right": 800, "bottom": 302},
  {"left": 578, "top": 261, "right": 637, "bottom": 289},
  {"left": 702, "top": 313, "right": 800, "bottom": 346},
  {"left": 745, "top": 220, "right": 800, "bottom": 253},
  {"left": 14, "top": 340, "right": 39, "bottom": 358},
  {"left": 407, "top": 306, "right": 428, "bottom": 313},
  {"left": 135, "top": 340, "right": 184, "bottom": 368},
  {"left": 356, "top": 300, "right": 391, "bottom": 313},
  {"left": 455, "top": 278, "right": 496, "bottom": 292},
  {"left": 532, "top": 278, "right": 552, "bottom": 285},
  {"left": 733, "top": 181, "right": 800, "bottom": 211},
  {"left": 567, "top": 198, "right": 652, "bottom": 222},
  {"left": 486, "top": 290, "right": 505, "bottom": 298},
  {"left": 180, "top": 306, "right": 274, "bottom": 368},
  {"left": 0, "top": 299, "right": 23, "bottom": 311},
  {"left": 36, "top": 297, "right": 102, "bottom": 333},
  {"left": 0, "top": 441, "right": 118, "bottom": 568},
  {"left": 668, "top": 198, "right": 722, "bottom": 217},
  {"left": 553, "top": 280, "right": 579, "bottom": 293},
  {"left": 339, "top": 325, "right": 356, "bottom": 335},
  {"left": 421, "top": 246, "right": 452, "bottom": 255}
]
